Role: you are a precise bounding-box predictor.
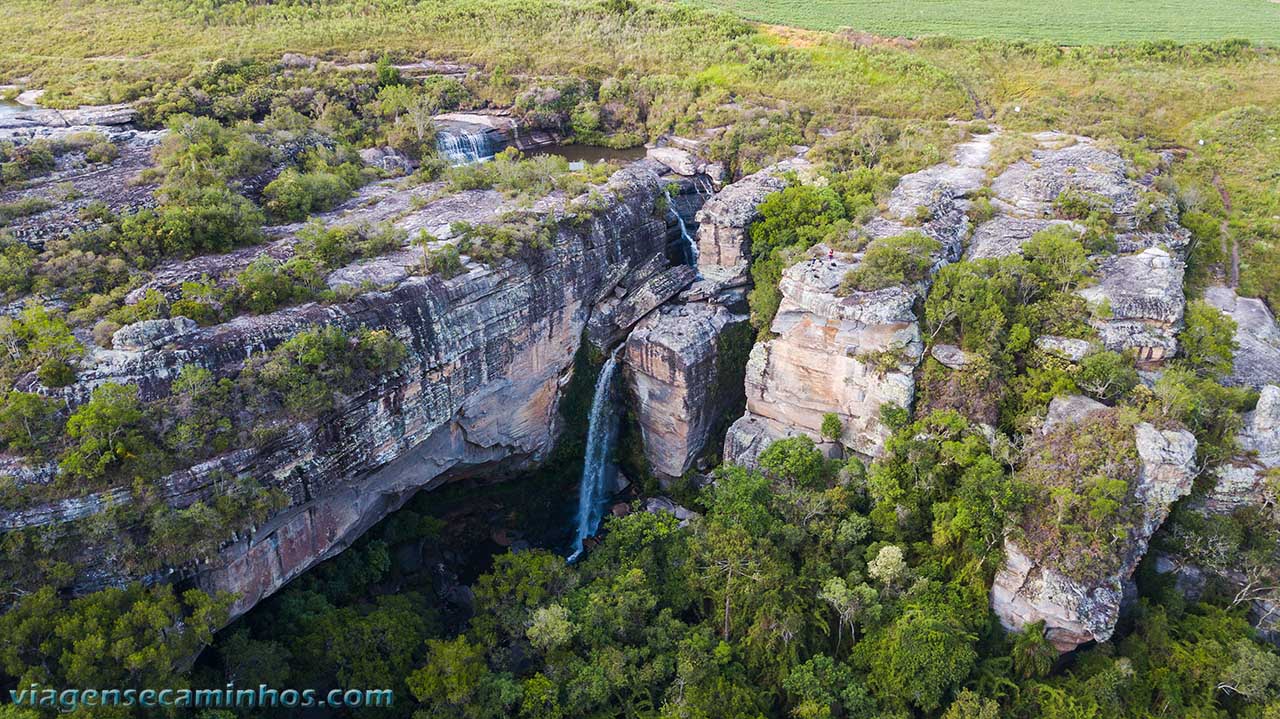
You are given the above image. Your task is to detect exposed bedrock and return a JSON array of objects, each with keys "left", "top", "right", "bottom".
[
  {"left": 693, "top": 158, "right": 809, "bottom": 291},
  {"left": 966, "top": 134, "right": 1190, "bottom": 363},
  {"left": 1, "top": 161, "right": 687, "bottom": 617},
  {"left": 1204, "top": 285, "right": 1280, "bottom": 390},
  {"left": 725, "top": 255, "right": 922, "bottom": 464},
  {"left": 724, "top": 133, "right": 995, "bottom": 466},
  {"left": 991, "top": 396, "right": 1198, "bottom": 652},
  {"left": 622, "top": 302, "right": 750, "bottom": 480}
]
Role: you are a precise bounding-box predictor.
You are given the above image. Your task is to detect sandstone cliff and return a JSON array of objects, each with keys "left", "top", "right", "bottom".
[
  {"left": 724, "top": 132, "right": 994, "bottom": 464},
  {"left": 1, "top": 159, "right": 697, "bottom": 617}
]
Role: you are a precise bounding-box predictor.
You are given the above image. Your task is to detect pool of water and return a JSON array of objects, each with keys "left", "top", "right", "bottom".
[
  {"left": 0, "top": 100, "right": 30, "bottom": 118},
  {"left": 531, "top": 143, "right": 647, "bottom": 165}
]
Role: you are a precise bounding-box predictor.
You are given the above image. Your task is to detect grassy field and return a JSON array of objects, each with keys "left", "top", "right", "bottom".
[{"left": 691, "top": 0, "right": 1280, "bottom": 45}]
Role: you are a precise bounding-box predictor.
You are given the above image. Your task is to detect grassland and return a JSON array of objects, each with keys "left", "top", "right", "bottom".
[
  {"left": 2, "top": 0, "right": 1278, "bottom": 302},
  {"left": 691, "top": 0, "right": 1280, "bottom": 45}
]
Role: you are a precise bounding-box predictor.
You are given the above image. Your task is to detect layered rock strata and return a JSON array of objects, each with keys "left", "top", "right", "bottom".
[
  {"left": 1, "top": 160, "right": 689, "bottom": 618},
  {"left": 724, "top": 132, "right": 995, "bottom": 465}
]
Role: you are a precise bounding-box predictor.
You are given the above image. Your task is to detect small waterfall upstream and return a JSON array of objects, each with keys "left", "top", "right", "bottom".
[
  {"left": 567, "top": 347, "right": 624, "bottom": 562},
  {"left": 436, "top": 127, "right": 496, "bottom": 165},
  {"left": 662, "top": 186, "right": 700, "bottom": 267}
]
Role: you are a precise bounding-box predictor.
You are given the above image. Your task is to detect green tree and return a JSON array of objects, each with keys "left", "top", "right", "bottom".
[
  {"left": 863, "top": 605, "right": 978, "bottom": 713},
  {"left": 1011, "top": 620, "right": 1057, "bottom": 679},
  {"left": 0, "top": 391, "right": 63, "bottom": 456},
  {"left": 59, "top": 382, "right": 161, "bottom": 483},
  {"left": 1178, "top": 299, "right": 1237, "bottom": 379}
]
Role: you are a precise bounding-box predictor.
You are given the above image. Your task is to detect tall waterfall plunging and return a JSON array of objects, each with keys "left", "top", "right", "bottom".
[
  {"left": 436, "top": 127, "right": 495, "bottom": 165},
  {"left": 567, "top": 347, "right": 623, "bottom": 562},
  {"left": 662, "top": 186, "right": 700, "bottom": 267}
]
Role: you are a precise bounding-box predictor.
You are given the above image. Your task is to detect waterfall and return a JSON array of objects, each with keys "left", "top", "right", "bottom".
[
  {"left": 567, "top": 347, "right": 623, "bottom": 562},
  {"left": 436, "top": 127, "right": 495, "bottom": 165},
  {"left": 662, "top": 185, "right": 700, "bottom": 267}
]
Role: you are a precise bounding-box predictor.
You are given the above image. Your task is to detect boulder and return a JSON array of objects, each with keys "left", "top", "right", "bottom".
[
  {"left": 930, "top": 344, "right": 972, "bottom": 370},
  {"left": 641, "top": 496, "right": 699, "bottom": 527},
  {"left": 646, "top": 146, "right": 704, "bottom": 176},
  {"left": 1204, "top": 285, "right": 1280, "bottom": 390},
  {"left": 358, "top": 146, "right": 415, "bottom": 173},
  {"left": 1035, "top": 335, "right": 1094, "bottom": 363}
]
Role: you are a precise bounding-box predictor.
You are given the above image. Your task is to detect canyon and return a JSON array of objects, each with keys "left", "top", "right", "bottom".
[{"left": 2, "top": 105, "right": 1278, "bottom": 653}]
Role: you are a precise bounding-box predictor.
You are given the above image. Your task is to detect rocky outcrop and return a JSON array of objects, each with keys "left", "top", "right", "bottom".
[
  {"left": 1, "top": 160, "right": 685, "bottom": 618},
  {"left": 693, "top": 159, "right": 807, "bottom": 289},
  {"left": 1078, "top": 247, "right": 1186, "bottom": 362},
  {"left": 991, "top": 395, "right": 1198, "bottom": 652},
  {"left": 1035, "top": 335, "right": 1094, "bottom": 363},
  {"left": 0, "top": 125, "right": 163, "bottom": 247},
  {"left": 0, "top": 103, "right": 137, "bottom": 131},
  {"left": 1204, "top": 285, "right": 1280, "bottom": 390},
  {"left": 586, "top": 254, "right": 698, "bottom": 351},
  {"left": 964, "top": 134, "right": 1190, "bottom": 363},
  {"left": 967, "top": 216, "right": 1079, "bottom": 260},
  {"left": 1204, "top": 384, "right": 1280, "bottom": 513},
  {"left": 623, "top": 302, "right": 749, "bottom": 479},
  {"left": 724, "top": 132, "right": 994, "bottom": 465},
  {"left": 725, "top": 253, "right": 922, "bottom": 463}
]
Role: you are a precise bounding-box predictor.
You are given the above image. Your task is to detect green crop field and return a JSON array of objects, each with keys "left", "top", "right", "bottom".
[{"left": 690, "top": 0, "right": 1280, "bottom": 45}]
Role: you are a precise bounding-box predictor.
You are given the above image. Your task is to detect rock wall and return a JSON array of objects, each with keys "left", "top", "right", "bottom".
[
  {"left": 991, "top": 396, "right": 1198, "bottom": 652},
  {"left": 622, "top": 302, "right": 749, "bottom": 480},
  {"left": 1, "top": 160, "right": 690, "bottom": 618},
  {"left": 723, "top": 133, "right": 993, "bottom": 465}
]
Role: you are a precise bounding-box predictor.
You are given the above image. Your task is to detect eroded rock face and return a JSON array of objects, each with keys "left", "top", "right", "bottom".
[
  {"left": 1, "top": 161, "right": 680, "bottom": 617},
  {"left": 623, "top": 302, "right": 749, "bottom": 479},
  {"left": 991, "top": 395, "right": 1197, "bottom": 652},
  {"left": 693, "top": 159, "right": 807, "bottom": 289},
  {"left": 727, "top": 253, "right": 921, "bottom": 462},
  {"left": 1204, "top": 285, "right": 1280, "bottom": 390},
  {"left": 724, "top": 132, "right": 994, "bottom": 465}
]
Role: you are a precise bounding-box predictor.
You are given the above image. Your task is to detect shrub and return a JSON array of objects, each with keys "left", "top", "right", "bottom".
[
  {"left": 229, "top": 255, "right": 326, "bottom": 314},
  {"left": 252, "top": 325, "right": 406, "bottom": 417},
  {"left": 1022, "top": 226, "right": 1089, "bottom": 291},
  {"left": 0, "top": 197, "right": 53, "bottom": 226},
  {"left": 59, "top": 383, "right": 161, "bottom": 483},
  {"left": 118, "top": 187, "right": 265, "bottom": 259},
  {"left": 1076, "top": 350, "right": 1139, "bottom": 404},
  {"left": 1178, "top": 299, "right": 1238, "bottom": 379},
  {"left": 840, "top": 232, "right": 940, "bottom": 293}
]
